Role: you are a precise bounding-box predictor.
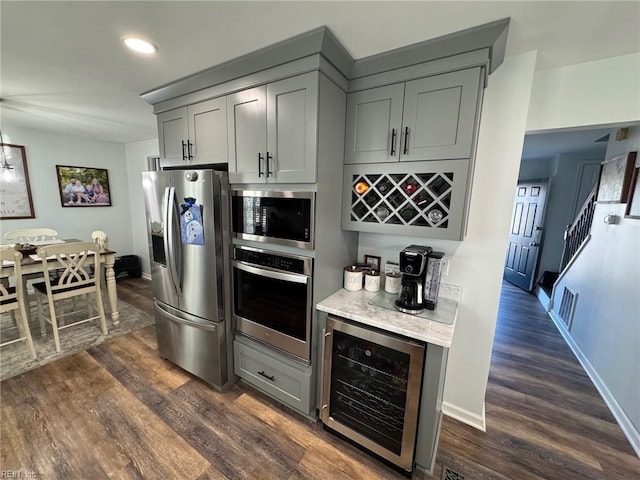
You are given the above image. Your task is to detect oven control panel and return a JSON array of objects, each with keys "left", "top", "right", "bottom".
[{"left": 234, "top": 246, "right": 311, "bottom": 275}]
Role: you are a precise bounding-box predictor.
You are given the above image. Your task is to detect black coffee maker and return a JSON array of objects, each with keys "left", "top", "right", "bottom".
[{"left": 395, "top": 245, "right": 432, "bottom": 315}]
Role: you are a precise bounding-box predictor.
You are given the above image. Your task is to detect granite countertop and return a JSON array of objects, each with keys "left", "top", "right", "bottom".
[{"left": 316, "top": 283, "right": 461, "bottom": 348}]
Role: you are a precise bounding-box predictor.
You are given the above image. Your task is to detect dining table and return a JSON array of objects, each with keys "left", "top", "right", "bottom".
[{"left": 4, "top": 238, "right": 121, "bottom": 326}]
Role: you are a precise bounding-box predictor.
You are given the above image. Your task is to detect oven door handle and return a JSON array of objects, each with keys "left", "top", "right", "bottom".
[{"left": 233, "top": 260, "right": 309, "bottom": 284}]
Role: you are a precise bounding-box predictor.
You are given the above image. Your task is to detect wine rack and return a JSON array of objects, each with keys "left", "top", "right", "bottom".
[
  {"left": 321, "top": 316, "right": 425, "bottom": 472},
  {"left": 342, "top": 160, "right": 470, "bottom": 240}
]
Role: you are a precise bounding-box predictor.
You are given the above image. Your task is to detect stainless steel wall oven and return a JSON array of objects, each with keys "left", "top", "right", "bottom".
[
  {"left": 232, "top": 245, "right": 313, "bottom": 363},
  {"left": 231, "top": 190, "right": 315, "bottom": 249}
]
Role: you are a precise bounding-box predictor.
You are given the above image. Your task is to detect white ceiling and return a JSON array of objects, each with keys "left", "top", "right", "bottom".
[{"left": 1, "top": 1, "right": 639, "bottom": 158}]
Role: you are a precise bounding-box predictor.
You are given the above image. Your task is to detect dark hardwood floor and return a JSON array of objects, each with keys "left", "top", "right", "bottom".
[{"left": 1, "top": 277, "right": 638, "bottom": 479}]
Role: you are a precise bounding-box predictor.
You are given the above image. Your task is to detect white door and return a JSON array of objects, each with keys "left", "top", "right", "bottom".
[{"left": 504, "top": 180, "right": 548, "bottom": 291}]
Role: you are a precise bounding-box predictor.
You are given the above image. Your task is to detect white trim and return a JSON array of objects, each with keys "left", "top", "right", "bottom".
[
  {"left": 442, "top": 401, "right": 486, "bottom": 432},
  {"left": 535, "top": 285, "right": 551, "bottom": 311},
  {"left": 141, "top": 272, "right": 152, "bottom": 281},
  {"left": 549, "top": 310, "right": 640, "bottom": 458}
]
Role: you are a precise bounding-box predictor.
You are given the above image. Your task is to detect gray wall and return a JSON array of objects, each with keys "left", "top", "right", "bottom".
[
  {"left": 124, "top": 139, "right": 159, "bottom": 277},
  {"left": 551, "top": 125, "right": 640, "bottom": 447},
  {"left": 0, "top": 125, "right": 133, "bottom": 255}
]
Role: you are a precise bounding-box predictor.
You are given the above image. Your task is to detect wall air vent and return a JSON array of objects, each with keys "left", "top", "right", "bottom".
[{"left": 558, "top": 286, "right": 578, "bottom": 330}]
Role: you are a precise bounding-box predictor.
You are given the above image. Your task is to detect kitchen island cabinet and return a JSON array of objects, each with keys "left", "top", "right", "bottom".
[{"left": 316, "top": 285, "right": 459, "bottom": 474}]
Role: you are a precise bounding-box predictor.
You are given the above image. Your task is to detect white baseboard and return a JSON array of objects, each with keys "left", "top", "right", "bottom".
[
  {"left": 549, "top": 310, "right": 640, "bottom": 458},
  {"left": 535, "top": 286, "right": 551, "bottom": 311},
  {"left": 442, "top": 401, "right": 486, "bottom": 432},
  {"left": 141, "top": 272, "right": 152, "bottom": 281}
]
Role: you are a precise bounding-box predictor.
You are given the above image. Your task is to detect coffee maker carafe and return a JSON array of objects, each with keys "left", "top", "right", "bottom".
[{"left": 395, "top": 245, "right": 432, "bottom": 315}]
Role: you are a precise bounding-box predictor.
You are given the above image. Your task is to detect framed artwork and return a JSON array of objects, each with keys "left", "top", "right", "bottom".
[
  {"left": 597, "top": 152, "right": 636, "bottom": 203},
  {"left": 364, "top": 254, "right": 381, "bottom": 272},
  {"left": 625, "top": 161, "right": 640, "bottom": 219},
  {"left": 0, "top": 143, "right": 35, "bottom": 219},
  {"left": 56, "top": 165, "right": 111, "bottom": 207}
]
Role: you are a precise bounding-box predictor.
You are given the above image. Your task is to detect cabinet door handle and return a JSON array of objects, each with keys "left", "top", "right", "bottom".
[
  {"left": 181, "top": 140, "right": 187, "bottom": 161},
  {"left": 266, "top": 152, "right": 273, "bottom": 177},
  {"left": 258, "top": 370, "right": 275, "bottom": 381},
  {"left": 403, "top": 127, "right": 409, "bottom": 155},
  {"left": 258, "top": 153, "right": 264, "bottom": 177},
  {"left": 390, "top": 128, "right": 397, "bottom": 156},
  {"left": 187, "top": 141, "right": 193, "bottom": 161}
]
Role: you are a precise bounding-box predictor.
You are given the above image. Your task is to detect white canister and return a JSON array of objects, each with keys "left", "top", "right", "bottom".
[
  {"left": 344, "top": 266, "right": 363, "bottom": 291},
  {"left": 384, "top": 273, "right": 402, "bottom": 294},
  {"left": 364, "top": 270, "right": 381, "bottom": 292}
]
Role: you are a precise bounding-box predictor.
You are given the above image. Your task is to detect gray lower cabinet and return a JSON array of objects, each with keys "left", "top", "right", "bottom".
[
  {"left": 227, "top": 71, "right": 319, "bottom": 184},
  {"left": 157, "top": 96, "right": 228, "bottom": 167},
  {"left": 342, "top": 159, "right": 471, "bottom": 240},
  {"left": 234, "top": 337, "right": 313, "bottom": 416},
  {"left": 344, "top": 67, "right": 483, "bottom": 164}
]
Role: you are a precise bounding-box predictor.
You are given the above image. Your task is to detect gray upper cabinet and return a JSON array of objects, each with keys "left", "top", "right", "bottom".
[
  {"left": 157, "top": 97, "right": 228, "bottom": 168},
  {"left": 228, "top": 72, "right": 319, "bottom": 184},
  {"left": 345, "top": 67, "right": 482, "bottom": 164},
  {"left": 227, "top": 86, "right": 267, "bottom": 183},
  {"left": 157, "top": 107, "right": 188, "bottom": 166}
]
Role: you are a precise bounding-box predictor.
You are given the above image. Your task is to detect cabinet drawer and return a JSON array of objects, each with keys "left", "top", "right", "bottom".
[{"left": 234, "top": 340, "right": 312, "bottom": 414}]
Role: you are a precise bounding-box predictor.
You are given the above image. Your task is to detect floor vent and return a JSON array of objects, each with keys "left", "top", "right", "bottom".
[
  {"left": 441, "top": 466, "right": 464, "bottom": 480},
  {"left": 558, "top": 286, "right": 578, "bottom": 330}
]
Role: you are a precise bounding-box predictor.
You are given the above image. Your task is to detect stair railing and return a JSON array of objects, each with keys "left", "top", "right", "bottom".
[{"left": 559, "top": 183, "right": 598, "bottom": 271}]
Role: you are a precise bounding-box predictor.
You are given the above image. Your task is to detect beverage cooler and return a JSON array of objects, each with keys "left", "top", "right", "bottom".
[{"left": 320, "top": 316, "right": 425, "bottom": 472}]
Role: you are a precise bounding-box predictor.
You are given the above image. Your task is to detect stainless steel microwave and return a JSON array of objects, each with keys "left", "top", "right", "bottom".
[{"left": 231, "top": 190, "right": 315, "bottom": 249}]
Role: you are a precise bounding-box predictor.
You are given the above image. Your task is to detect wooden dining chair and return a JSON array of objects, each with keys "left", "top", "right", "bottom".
[
  {"left": 91, "top": 230, "right": 108, "bottom": 252},
  {"left": 3, "top": 228, "right": 60, "bottom": 312},
  {"left": 33, "top": 241, "right": 108, "bottom": 353},
  {"left": 0, "top": 249, "right": 37, "bottom": 359},
  {"left": 3, "top": 228, "right": 58, "bottom": 244}
]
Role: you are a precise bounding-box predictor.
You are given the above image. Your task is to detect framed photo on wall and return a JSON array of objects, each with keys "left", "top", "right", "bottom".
[
  {"left": 0, "top": 143, "right": 35, "bottom": 219},
  {"left": 56, "top": 165, "right": 111, "bottom": 207},
  {"left": 597, "top": 152, "right": 636, "bottom": 203}
]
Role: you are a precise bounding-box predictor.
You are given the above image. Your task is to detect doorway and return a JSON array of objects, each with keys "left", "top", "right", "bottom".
[{"left": 503, "top": 179, "right": 548, "bottom": 292}]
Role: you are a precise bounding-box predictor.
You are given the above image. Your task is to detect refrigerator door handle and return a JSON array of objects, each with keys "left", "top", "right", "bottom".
[
  {"left": 156, "top": 301, "right": 220, "bottom": 332},
  {"left": 165, "top": 186, "right": 182, "bottom": 296}
]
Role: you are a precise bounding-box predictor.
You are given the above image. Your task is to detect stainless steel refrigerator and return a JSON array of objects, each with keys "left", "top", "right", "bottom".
[{"left": 142, "top": 168, "right": 234, "bottom": 390}]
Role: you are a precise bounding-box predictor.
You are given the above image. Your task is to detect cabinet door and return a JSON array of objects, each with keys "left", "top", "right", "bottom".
[
  {"left": 401, "top": 67, "right": 481, "bottom": 161},
  {"left": 344, "top": 83, "right": 405, "bottom": 164},
  {"left": 157, "top": 107, "right": 188, "bottom": 167},
  {"left": 227, "top": 86, "right": 267, "bottom": 184},
  {"left": 187, "top": 97, "right": 228, "bottom": 165},
  {"left": 266, "top": 72, "right": 319, "bottom": 183}
]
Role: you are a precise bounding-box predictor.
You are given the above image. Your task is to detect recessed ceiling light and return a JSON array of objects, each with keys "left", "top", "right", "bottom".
[{"left": 122, "top": 35, "right": 157, "bottom": 54}]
